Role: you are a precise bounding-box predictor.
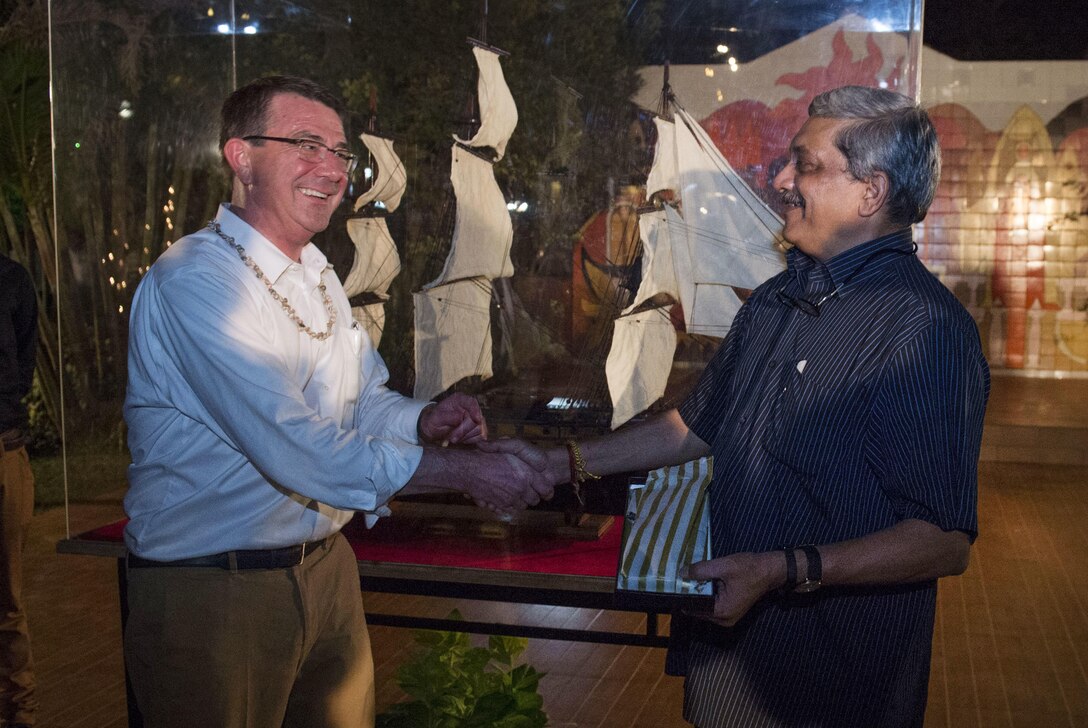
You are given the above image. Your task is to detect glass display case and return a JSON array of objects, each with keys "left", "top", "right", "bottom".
[{"left": 38, "top": 0, "right": 935, "bottom": 508}]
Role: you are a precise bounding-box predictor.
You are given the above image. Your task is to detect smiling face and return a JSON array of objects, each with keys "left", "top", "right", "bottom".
[
  {"left": 772, "top": 116, "right": 880, "bottom": 261},
  {"left": 226, "top": 92, "right": 349, "bottom": 259}
]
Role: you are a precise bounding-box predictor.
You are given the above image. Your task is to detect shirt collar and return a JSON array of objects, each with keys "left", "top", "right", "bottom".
[
  {"left": 785, "top": 245, "right": 825, "bottom": 294},
  {"left": 212, "top": 204, "right": 330, "bottom": 284},
  {"left": 786, "top": 228, "right": 914, "bottom": 293},
  {"left": 823, "top": 228, "right": 914, "bottom": 286}
]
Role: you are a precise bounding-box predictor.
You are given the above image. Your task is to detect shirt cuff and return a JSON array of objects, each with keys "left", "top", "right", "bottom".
[
  {"left": 350, "top": 435, "right": 425, "bottom": 522},
  {"left": 395, "top": 398, "right": 433, "bottom": 445},
  {"left": 361, "top": 504, "right": 393, "bottom": 528}
]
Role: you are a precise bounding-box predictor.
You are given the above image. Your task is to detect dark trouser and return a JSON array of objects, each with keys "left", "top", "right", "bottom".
[
  {"left": 124, "top": 533, "right": 374, "bottom": 728},
  {"left": 0, "top": 443, "right": 37, "bottom": 727}
]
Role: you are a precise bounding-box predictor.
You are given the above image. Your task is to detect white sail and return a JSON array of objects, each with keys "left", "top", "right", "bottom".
[
  {"left": 354, "top": 302, "right": 387, "bottom": 349},
  {"left": 413, "top": 278, "right": 493, "bottom": 400},
  {"left": 626, "top": 208, "right": 680, "bottom": 312},
  {"left": 344, "top": 134, "right": 407, "bottom": 347},
  {"left": 607, "top": 208, "right": 683, "bottom": 429},
  {"left": 343, "top": 217, "right": 401, "bottom": 297},
  {"left": 425, "top": 144, "right": 514, "bottom": 288},
  {"left": 343, "top": 216, "right": 400, "bottom": 347},
  {"left": 606, "top": 308, "right": 677, "bottom": 430},
  {"left": 414, "top": 43, "right": 518, "bottom": 400},
  {"left": 645, "top": 117, "right": 678, "bottom": 198},
  {"left": 672, "top": 106, "right": 785, "bottom": 295},
  {"left": 354, "top": 133, "right": 407, "bottom": 212},
  {"left": 453, "top": 46, "right": 518, "bottom": 161},
  {"left": 665, "top": 203, "right": 743, "bottom": 337}
]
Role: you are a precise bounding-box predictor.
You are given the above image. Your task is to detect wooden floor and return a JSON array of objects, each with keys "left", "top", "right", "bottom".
[{"left": 20, "top": 374, "right": 1088, "bottom": 727}]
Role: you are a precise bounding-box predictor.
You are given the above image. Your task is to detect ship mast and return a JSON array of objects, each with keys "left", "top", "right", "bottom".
[
  {"left": 660, "top": 60, "right": 672, "bottom": 118},
  {"left": 412, "top": 4, "right": 518, "bottom": 400}
]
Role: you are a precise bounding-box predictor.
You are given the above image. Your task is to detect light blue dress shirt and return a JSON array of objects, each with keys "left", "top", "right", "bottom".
[{"left": 123, "top": 205, "right": 428, "bottom": 559}]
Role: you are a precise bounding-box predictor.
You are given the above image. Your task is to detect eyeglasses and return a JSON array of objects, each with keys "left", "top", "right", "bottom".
[
  {"left": 242, "top": 135, "right": 359, "bottom": 177},
  {"left": 776, "top": 243, "right": 917, "bottom": 317}
]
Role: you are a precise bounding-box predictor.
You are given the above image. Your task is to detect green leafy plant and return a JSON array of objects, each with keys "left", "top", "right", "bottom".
[{"left": 377, "top": 610, "right": 547, "bottom": 728}]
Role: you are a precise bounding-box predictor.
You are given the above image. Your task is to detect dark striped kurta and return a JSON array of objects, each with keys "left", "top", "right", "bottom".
[{"left": 672, "top": 229, "right": 989, "bottom": 727}]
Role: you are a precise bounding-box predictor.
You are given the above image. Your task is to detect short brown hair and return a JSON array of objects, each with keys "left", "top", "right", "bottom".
[{"left": 219, "top": 76, "right": 348, "bottom": 156}]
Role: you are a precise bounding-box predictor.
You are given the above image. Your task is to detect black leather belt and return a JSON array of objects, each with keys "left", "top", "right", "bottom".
[{"left": 127, "top": 536, "right": 332, "bottom": 570}]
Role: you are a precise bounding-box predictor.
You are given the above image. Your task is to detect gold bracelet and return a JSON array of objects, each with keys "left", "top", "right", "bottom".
[{"left": 565, "top": 440, "right": 600, "bottom": 484}]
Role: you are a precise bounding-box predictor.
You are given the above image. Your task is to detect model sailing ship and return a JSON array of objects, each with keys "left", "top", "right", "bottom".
[
  {"left": 344, "top": 38, "right": 516, "bottom": 405},
  {"left": 339, "top": 34, "right": 792, "bottom": 544},
  {"left": 604, "top": 78, "right": 787, "bottom": 429},
  {"left": 344, "top": 54, "right": 787, "bottom": 449},
  {"left": 413, "top": 40, "right": 517, "bottom": 401}
]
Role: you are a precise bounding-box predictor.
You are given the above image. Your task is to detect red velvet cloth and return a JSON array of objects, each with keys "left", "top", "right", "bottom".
[
  {"left": 79, "top": 519, "right": 127, "bottom": 541},
  {"left": 75, "top": 516, "right": 624, "bottom": 578},
  {"left": 342, "top": 516, "right": 624, "bottom": 577}
]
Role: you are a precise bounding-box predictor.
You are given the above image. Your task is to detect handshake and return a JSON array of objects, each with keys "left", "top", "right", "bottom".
[{"left": 414, "top": 393, "right": 567, "bottom": 514}]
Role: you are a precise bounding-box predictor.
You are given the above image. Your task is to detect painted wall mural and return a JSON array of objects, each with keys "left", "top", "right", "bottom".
[{"left": 921, "top": 103, "right": 1088, "bottom": 372}]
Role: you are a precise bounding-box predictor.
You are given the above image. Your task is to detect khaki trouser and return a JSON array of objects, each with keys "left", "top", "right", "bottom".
[
  {"left": 124, "top": 533, "right": 375, "bottom": 728},
  {"left": 0, "top": 444, "right": 37, "bottom": 726}
]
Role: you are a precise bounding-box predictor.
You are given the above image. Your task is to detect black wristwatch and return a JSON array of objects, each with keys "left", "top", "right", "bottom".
[
  {"left": 781, "top": 547, "right": 797, "bottom": 594},
  {"left": 793, "top": 544, "right": 822, "bottom": 593}
]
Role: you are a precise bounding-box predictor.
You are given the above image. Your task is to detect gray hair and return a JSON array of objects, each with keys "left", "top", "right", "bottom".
[{"left": 808, "top": 86, "right": 940, "bottom": 226}]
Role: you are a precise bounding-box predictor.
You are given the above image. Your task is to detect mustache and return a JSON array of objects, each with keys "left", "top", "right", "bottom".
[{"left": 780, "top": 189, "right": 804, "bottom": 208}]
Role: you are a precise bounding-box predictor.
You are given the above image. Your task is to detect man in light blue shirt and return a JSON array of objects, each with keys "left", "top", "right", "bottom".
[{"left": 123, "top": 76, "right": 551, "bottom": 728}]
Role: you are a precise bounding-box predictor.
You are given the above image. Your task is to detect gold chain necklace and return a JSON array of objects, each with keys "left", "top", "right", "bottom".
[{"left": 207, "top": 221, "right": 337, "bottom": 341}]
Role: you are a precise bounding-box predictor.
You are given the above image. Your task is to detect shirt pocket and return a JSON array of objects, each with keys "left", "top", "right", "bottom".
[
  {"left": 311, "top": 323, "right": 364, "bottom": 427},
  {"left": 759, "top": 358, "right": 868, "bottom": 479}
]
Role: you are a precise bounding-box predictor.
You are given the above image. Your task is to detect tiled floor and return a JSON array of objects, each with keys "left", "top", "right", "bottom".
[
  {"left": 926, "top": 461, "right": 1087, "bottom": 728},
  {"left": 18, "top": 375, "right": 1088, "bottom": 727}
]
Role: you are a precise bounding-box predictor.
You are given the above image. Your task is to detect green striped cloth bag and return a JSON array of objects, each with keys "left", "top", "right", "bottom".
[{"left": 617, "top": 456, "right": 713, "bottom": 596}]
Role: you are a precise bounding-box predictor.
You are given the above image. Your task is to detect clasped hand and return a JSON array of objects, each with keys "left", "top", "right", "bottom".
[
  {"left": 418, "top": 401, "right": 553, "bottom": 515},
  {"left": 417, "top": 393, "right": 489, "bottom": 445},
  {"left": 469, "top": 438, "right": 554, "bottom": 515}
]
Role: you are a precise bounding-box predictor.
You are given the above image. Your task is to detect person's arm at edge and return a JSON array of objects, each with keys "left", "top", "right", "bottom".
[
  {"left": 818, "top": 518, "right": 971, "bottom": 584},
  {"left": 15, "top": 263, "right": 38, "bottom": 397}
]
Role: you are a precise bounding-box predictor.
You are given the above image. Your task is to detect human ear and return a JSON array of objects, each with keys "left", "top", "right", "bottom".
[
  {"left": 858, "top": 172, "right": 889, "bottom": 218},
  {"left": 223, "top": 138, "right": 253, "bottom": 185}
]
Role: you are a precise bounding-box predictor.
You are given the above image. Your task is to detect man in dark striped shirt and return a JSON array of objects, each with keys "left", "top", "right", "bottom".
[{"left": 486, "top": 85, "right": 989, "bottom": 726}]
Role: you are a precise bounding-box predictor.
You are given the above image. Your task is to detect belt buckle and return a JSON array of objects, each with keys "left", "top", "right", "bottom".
[{"left": 298, "top": 541, "right": 307, "bottom": 566}]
